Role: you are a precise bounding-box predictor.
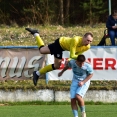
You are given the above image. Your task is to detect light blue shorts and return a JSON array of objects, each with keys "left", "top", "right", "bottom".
[{"left": 70, "top": 78, "right": 90, "bottom": 98}]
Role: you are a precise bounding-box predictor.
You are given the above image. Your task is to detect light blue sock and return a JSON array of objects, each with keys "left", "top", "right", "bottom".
[
  {"left": 80, "top": 106, "right": 85, "bottom": 112},
  {"left": 72, "top": 110, "right": 78, "bottom": 117}
]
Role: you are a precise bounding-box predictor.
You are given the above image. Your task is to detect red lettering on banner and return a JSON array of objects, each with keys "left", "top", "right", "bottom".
[
  {"left": 88, "top": 58, "right": 91, "bottom": 62},
  {"left": 59, "top": 58, "right": 117, "bottom": 70},
  {"left": 105, "top": 58, "right": 116, "bottom": 70},
  {"left": 93, "top": 58, "right": 103, "bottom": 70}
]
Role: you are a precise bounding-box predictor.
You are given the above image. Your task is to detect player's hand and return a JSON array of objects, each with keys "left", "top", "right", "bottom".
[
  {"left": 58, "top": 72, "right": 63, "bottom": 77},
  {"left": 112, "top": 26, "right": 117, "bottom": 29},
  {"left": 65, "top": 60, "right": 69, "bottom": 67},
  {"left": 78, "top": 81, "right": 84, "bottom": 87}
]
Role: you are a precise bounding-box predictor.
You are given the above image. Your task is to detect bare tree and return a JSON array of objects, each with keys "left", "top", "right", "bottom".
[
  {"left": 65, "top": 0, "right": 70, "bottom": 24},
  {"left": 89, "top": 0, "right": 93, "bottom": 25},
  {"left": 59, "top": 0, "right": 64, "bottom": 25}
]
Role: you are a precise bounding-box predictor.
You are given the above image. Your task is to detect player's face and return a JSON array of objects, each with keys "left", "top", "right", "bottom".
[
  {"left": 82, "top": 35, "right": 93, "bottom": 46},
  {"left": 76, "top": 61, "right": 84, "bottom": 67},
  {"left": 113, "top": 13, "right": 117, "bottom": 20}
]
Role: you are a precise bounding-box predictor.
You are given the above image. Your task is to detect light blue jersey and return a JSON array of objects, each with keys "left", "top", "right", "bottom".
[
  {"left": 68, "top": 59, "right": 93, "bottom": 80},
  {"left": 68, "top": 59, "right": 93, "bottom": 98}
]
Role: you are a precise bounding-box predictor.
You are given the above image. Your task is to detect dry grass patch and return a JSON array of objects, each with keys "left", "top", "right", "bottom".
[{"left": 0, "top": 24, "right": 111, "bottom": 46}]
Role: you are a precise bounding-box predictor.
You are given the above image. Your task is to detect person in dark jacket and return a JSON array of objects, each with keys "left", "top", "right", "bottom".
[{"left": 106, "top": 10, "right": 117, "bottom": 45}]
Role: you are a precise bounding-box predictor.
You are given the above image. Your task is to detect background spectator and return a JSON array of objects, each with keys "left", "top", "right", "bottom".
[{"left": 106, "top": 10, "right": 117, "bottom": 45}]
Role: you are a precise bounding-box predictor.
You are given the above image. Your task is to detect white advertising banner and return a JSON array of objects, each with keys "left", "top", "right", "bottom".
[
  {"left": 0, "top": 46, "right": 45, "bottom": 80},
  {"left": 46, "top": 46, "right": 117, "bottom": 81}
]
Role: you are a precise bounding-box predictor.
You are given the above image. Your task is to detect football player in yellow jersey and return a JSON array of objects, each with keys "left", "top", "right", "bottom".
[{"left": 25, "top": 28, "right": 93, "bottom": 86}]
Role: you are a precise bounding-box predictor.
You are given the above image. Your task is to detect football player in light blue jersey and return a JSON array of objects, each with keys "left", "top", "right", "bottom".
[{"left": 58, "top": 54, "right": 93, "bottom": 117}]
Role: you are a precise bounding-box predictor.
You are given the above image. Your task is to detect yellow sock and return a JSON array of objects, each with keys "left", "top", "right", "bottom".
[
  {"left": 35, "top": 35, "right": 44, "bottom": 47},
  {"left": 39, "top": 64, "right": 54, "bottom": 75}
]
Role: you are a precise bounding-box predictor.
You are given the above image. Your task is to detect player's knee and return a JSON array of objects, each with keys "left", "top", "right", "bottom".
[
  {"left": 39, "top": 46, "right": 44, "bottom": 53},
  {"left": 71, "top": 98, "right": 76, "bottom": 103},
  {"left": 76, "top": 94, "right": 81, "bottom": 100},
  {"left": 39, "top": 50, "right": 43, "bottom": 54},
  {"left": 54, "top": 64, "right": 61, "bottom": 69},
  {"left": 71, "top": 98, "right": 75, "bottom": 101}
]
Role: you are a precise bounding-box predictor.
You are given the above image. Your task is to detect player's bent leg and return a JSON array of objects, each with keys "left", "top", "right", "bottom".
[
  {"left": 70, "top": 81, "right": 79, "bottom": 117},
  {"left": 71, "top": 99, "right": 78, "bottom": 117},
  {"left": 71, "top": 98, "right": 78, "bottom": 110},
  {"left": 25, "top": 28, "right": 39, "bottom": 34},
  {"left": 76, "top": 94, "right": 86, "bottom": 117},
  {"left": 54, "top": 57, "right": 62, "bottom": 69},
  {"left": 38, "top": 58, "right": 61, "bottom": 78},
  {"left": 39, "top": 46, "right": 51, "bottom": 54},
  {"left": 76, "top": 94, "right": 84, "bottom": 106},
  {"left": 81, "top": 112, "right": 86, "bottom": 117},
  {"left": 33, "top": 55, "right": 61, "bottom": 86},
  {"left": 39, "top": 64, "right": 55, "bottom": 74},
  {"left": 33, "top": 71, "right": 39, "bottom": 86},
  {"left": 33, "top": 64, "right": 55, "bottom": 86},
  {"left": 34, "top": 34, "right": 44, "bottom": 48},
  {"left": 25, "top": 28, "right": 44, "bottom": 48}
]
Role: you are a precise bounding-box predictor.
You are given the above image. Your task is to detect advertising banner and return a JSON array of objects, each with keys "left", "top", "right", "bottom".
[
  {"left": 46, "top": 46, "right": 117, "bottom": 81},
  {"left": 0, "top": 47, "right": 45, "bottom": 80}
]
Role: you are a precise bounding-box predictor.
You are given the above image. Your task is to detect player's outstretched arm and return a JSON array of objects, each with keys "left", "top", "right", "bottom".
[{"left": 58, "top": 65, "right": 69, "bottom": 77}]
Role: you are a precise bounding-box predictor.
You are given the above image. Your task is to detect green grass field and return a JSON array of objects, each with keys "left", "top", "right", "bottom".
[{"left": 0, "top": 105, "right": 116, "bottom": 117}]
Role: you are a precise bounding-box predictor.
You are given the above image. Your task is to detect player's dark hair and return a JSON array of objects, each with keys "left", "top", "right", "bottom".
[
  {"left": 84, "top": 32, "right": 93, "bottom": 38},
  {"left": 112, "top": 10, "right": 117, "bottom": 16},
  {"left": 77, "top": 54, "right": 86, "bottom": 62}
]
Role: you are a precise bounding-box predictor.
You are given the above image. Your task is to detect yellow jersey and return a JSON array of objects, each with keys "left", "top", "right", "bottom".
[{"left": 59, "top": 36, "right": 90, "bottom": 59}]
